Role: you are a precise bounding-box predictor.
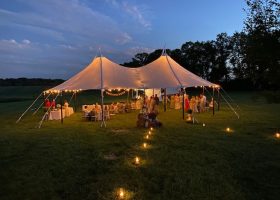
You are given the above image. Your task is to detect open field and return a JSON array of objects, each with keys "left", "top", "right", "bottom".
[{"left": 0, "top": 86, "right": 280, "bottom": 200}]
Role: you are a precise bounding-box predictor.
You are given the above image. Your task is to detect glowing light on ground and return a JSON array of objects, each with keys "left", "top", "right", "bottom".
[{"left": 143, "top": 143, "right": 147, "bottom": 148}]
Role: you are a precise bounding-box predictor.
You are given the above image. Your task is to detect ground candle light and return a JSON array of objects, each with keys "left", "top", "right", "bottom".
[
  {"left": 119, "top": 188, "right": 124, "bottom": 199},
  {"left": 135, "top": 156, "right": 140, "bottom": 165}
]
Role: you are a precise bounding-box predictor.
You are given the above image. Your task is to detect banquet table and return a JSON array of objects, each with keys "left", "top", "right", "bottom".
[{"left": 49, "top": 109, "right": 65, "bottom": 120}]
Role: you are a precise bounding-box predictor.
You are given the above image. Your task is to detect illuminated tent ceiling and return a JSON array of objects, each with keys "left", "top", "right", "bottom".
[{"left": 48, "top": 54, "right": 217, "bottom": 92}]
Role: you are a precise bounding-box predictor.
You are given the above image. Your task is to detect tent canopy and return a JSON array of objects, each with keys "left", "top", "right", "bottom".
[{"left": 48, "top": 54, "right": 218, "bottom": 92}]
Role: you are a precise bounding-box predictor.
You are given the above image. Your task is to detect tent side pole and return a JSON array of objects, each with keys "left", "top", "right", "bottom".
[
  {"left": 182, "top": 88, "right": 185, "bottom": 120},
  {"left": 164, "top": 88, "right": 167, "bottom": 112},
  {"left": 74, "top": 92, "right": 77, "bottom": 112},
  {"left": 60, "top": 91, "right": 63, "bottom": 124},
  {"left": 202, "top": 86, "right": 205, "bottom": 95},
  {"left": 16, "top": 92, "right": 43, "bottom": 123},
  {"left": 212, "top": 87, "right": 215, "bottom": 116},
  {"left": 217, "top": 88, "right": 220, "bottom": 111}
]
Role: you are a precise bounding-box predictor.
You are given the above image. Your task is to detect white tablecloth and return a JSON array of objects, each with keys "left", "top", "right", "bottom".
[
  {"left": 65, "top": 107, "right": 74, "bottom": 117},
  {"left": 49, "top": 109, "right": 65, "bottom": 120}
]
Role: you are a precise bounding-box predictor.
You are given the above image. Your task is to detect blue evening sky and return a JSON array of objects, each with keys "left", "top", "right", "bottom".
[{"left": 0, "top": 0, "right": 246, "bottom": 78}]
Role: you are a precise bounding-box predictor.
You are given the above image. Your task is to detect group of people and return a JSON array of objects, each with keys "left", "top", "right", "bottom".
[
  {"left": 184, "top": 93, "right": 207, "bottom": 113},
  {"left": 44, "top": 99, "right": 69, "bottom": 110},
  {"left": 166, "top": 93, "right": 208, "bottom": 113},
  {"left": 44, "top": 99, "right": 56, "bottom": 110},
  {"left": 143, "top": 94, "right": 160, "bottom": 114}
]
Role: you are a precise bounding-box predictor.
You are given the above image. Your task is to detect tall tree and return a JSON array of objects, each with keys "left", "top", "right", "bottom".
[
  {"left": 209, "top": 33, "right": 232, "bottom": 82},
  {"left": 243, "top": 0, "right": 280, "bottom": 89}
]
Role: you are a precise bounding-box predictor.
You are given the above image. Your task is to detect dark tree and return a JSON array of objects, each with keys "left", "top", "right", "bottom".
[{"left": 243, "top": 0, "right": 280, "bottom": 89}]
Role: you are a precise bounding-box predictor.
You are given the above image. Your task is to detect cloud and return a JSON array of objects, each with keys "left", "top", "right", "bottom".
[
  {"left": 0, "top": 0, "right": 132, "bottom": 45},
  {"left": 122, "top": 2, "right": 151, "bottom": 29},
  {"left": 105, "top": 0, "right": 152, "bottom": 29}
]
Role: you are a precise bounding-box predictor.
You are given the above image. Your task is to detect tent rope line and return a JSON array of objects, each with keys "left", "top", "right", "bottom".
[
  {"left": 220, "top": 93, "right": 240, "bottom": 119},
  {"left": 16, "top": 92, "right": 43, "bottom": 123},
  {"left": 33, "top": 93, "right": 51, "bottom": 115},
  {"left": 37, "top": 93, "right": 60, "bottom": 128},
  {"left": 165, "top": 54, "right": 183, "bottom": 87}
]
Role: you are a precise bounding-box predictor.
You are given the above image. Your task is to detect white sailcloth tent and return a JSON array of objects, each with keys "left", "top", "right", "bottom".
[
  {"left": 17, "top": 52, "right": 221, "bottom": 128},
  {"left": 49, "top": 53, "right": 217, "bottom": 92}
]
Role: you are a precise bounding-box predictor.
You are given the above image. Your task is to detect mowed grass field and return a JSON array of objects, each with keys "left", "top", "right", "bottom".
[{"left": 0, "top": 86, "right": 279, "bottom": 200}]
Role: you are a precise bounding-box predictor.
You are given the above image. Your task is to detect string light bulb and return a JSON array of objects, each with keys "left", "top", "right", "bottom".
[
  {"left": 150, "top": 127, "right": 153, "bottom": 131},
  {"left": 145, "top": 135, "right": 149, "bottom": 139},
  {"left": 276, "top": 133, "right": 280, "bottom": 138},
  {"left": 148, "top": 131, "right": 151, "bottom": 135},
  {"left": 226, "top": 127, "right": 231, "bottom": 132},
  {"left": 203, "top": 123, "right": 205, "bottom": 127}
]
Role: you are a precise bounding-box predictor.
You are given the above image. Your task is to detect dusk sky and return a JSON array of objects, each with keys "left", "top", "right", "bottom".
[{"left": 0, "top": 0, "right": 246, "bottom": 79}]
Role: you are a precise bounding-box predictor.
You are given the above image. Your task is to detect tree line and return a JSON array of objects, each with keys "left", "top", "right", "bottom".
[
  {"left": 0, "top": 78, "right": 64, "bottom": 86},
  {"left": 122, "top": 0, "right": 280, "bottom": 90}
]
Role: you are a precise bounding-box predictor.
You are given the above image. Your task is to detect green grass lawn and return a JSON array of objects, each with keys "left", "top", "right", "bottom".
[{"left": 0, "top": 87, "right": 279, "bottom": 200}]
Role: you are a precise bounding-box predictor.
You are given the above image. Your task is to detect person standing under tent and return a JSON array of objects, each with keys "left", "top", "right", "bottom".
[
  {"left": 184, "top": 95, "right": 190, "bottom": 111},
  {"left": 51, "top": 99, "right": 56, "bottom": 109},
  {"left": 170, "top": 95, "right": 175, "bottom": 109},
  {"left": 174, "top": 94, "right": 181, "bottom": 110},
  {"left": 200, "top": 93, "right": 207, "bottom": 112},
  {"left": 154, "top": 94, "right": 160, "bottom": 113}
]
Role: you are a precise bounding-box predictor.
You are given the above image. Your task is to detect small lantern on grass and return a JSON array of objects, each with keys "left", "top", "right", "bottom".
[
  {"left": 119, "top": 188, "right": 124, "bottom": 199},
  {"left": 143, "top": 142, "right": 147, "bottom": 148},
  {"left": 134, "top": 156, "right": 140, "bottom": 165}
]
